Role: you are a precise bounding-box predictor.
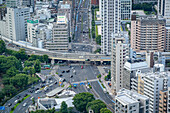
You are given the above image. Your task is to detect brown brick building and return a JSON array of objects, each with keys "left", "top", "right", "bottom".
[{"left": 159, "top": 90, "right": 168, "bottom": 113}]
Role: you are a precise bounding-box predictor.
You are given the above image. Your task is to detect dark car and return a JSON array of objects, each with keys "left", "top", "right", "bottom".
[
  {"left": 35, "top": 88, "right": 39, "bottom": 90},
  {"left": 66, "top": 70, "right": 70, "bottom": 73},
  {"left": 70, "top": 75, "right": 73, "bottom": 78},
  {"left": 62, "top": 71, "right": 65, "bottom": 73},
  {"left": 55, "top": 81, "right": 58, "bottom": 84},
  {"left": 63, "top": 79, "right": 66, "bottom": 82},
  {"left": 16, "top": 95, "right": 20, "bottom": 99},
  {"left": 59, "top": 74, "right": 63, "bottom": 77},
  {"left": 24, "top": 94, "right": 28, "bottom": 97}
]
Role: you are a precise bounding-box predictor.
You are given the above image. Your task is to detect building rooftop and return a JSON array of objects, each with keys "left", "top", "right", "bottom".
[{"left": 46, "top": 87, "right": 64, "bottom": 97}]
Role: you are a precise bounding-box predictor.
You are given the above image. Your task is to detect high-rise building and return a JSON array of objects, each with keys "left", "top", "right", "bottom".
[
  {"left": 165, "top": 26, "right": 170, "bottom": 51},
  {"left": 100, "top": 0, "right": 121, "bottom": 55},
  {"left": 120, "top": 0, "right": 132, "bottom": 21},
  {"left": 45, "top": 15, "right": 69, "bottom": 52},
  {"left": 111, "top": 32, "right": 130, "bottom": 93},
  {"left": 6, "top": 0, "right": 20, "bottom": 7},
  {"left": 5, "top": 7, "right": 30, "bottom": 41},
  {"left": 131, "top": 15, "right": 166, "bottom": 52},
  {"left": 167, "top": 87, "right": 170, "bottom": 112},
  {"left": 131, "top": 70, "right": 170, "bottom": 113},
  {"left": 158, "top": 0, "right": 170, "bottom": 25},
  {"left": 115, "top": 88, "right": 150, "bottom": 113},
  {"left": 159, "top": 90, "right": 168, "bottom": 113},
  {"left": 123, "top": 59, "right": 149, "bottom": 90}
]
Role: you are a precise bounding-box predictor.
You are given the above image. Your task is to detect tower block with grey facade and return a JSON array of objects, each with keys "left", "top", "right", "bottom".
[
  {"left": 111, "top": 32, "right": 130, "bottom": 93},
  {"left": 100, "top": 0, "right": 121, "bottom": 55}
]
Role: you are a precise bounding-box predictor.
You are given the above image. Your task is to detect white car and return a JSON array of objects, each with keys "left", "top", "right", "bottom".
[
  {"left": 23, "top": 103, "right": 27, "bottom": 107},
  {"left": 14, "top": 100, "right": 18, "bottom": 104},
  {"left": 35, "top": 90, "right": 41, "bottom": 94}
]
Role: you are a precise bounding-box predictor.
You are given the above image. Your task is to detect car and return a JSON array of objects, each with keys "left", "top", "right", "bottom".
[
  {"left": 81, "top": 66, "right": 83, "bottom": 69},
  {"left": 35, "top": 88, "right": 39, "bottom": 90},
  {"left": 62, "top": 71, "right": 65, "bottom": 73},
  {"left": 14, "top": 100, "right": 18, "bottom": 104},
  {"left": 55, "top": 81, "right": 58, "bottom": 84},
  {"left": 66, "top": 70, "right": 70, "bottom": 73},
  {"left": 44, "top": 86, "right": 49, "bottom": 91},
  {"left": 70, "top": 75, "right": 73, "bottom": 78},
  {"left": 59, "top": 74, "right": 63, "bottom": 77},
  {"left": 50, "top": 80, "right": 53, "bottom": 83},
  {"left": 23, "top": 103, "right": 27, "bottom": 107},
  {"left": 24, "top": 94, "right": 28, "bottom": 97},
  {"left": 8, "top": 103, "right": 12, "bottom": 107},
  {"left": 35, "top": 90, "right": 41, "bottom": 94},
  {"left": 16, "top": 95, "right": 20, "bottom": 99}
]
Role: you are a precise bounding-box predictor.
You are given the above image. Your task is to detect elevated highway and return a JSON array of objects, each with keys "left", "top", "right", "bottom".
[{"left": 2, "top": 35, "right": 111, "bottom": 62}]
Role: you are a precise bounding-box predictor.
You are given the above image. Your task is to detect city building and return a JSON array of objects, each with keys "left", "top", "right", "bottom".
[
  {"left": 115, "top": 88, "right": 149, "bottom": 113},
  {"left": 0, "top": 7, "right": 6, "bottom": 20},
  {"left": 133, "top": 0, "right": 157, "bottom": 4},
  {"left": 158, "top": 0, "right": 170, "bottom": 25},
  {"left": 45, "top": 15, "right": 69, "bottom": 52},
  {"left": 131, "top": 70, "right": 170, "bottom": 113},
  {"left": 100, "top": 0, "right": 121, "bottom": 55},
  {"left": 131, "top": 15, "right": 166, "bottom": 52},
  {"left": 165, "top": 26, "right": 170, "bottom": 51},
  {"left": 120, "top": 0, "right": 132, "bottom": 21},
  {"left": 91, "top": 0, "right": 99, "bottom": 5},
  {"left": 167, "top": 87, "right": 170, "bottom": 112},
  {"left": 6, "top": 0, "right": 20, "bottom": 7},
  {"left": 159, "top": 90, "right": 168, "bottom": 113},
  {"left": 37, "top": 97, "right": 74, "bottom": 110},
  {"left": 0, "top": 0, "right": 2, "bottom": 4},
  {"left": 123, "top": 59, "right": 149, "bottom": 90},
  {"left": 0, "top": 7, "right": 30, "bottom": 41},
  {"left": 111, "top": 32, "right": 130, "bottom": 93}
]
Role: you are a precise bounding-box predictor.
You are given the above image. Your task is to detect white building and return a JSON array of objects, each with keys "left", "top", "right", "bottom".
[
  {"left": 45, "top": 15, "right": 69, "bottom": 52},
  {"left": 120, "top": 0, "right": 132, "bottom": 21},
  {"left": 6, "top": 0, "right": 20, "bottom": 7},
  {"left": 115, "top": 88, "right": 149, "bottom": 113},
  {"left": 100, "top": 0, "right": 121, "bottom": 55},
  {"left": 111, "top": 32, "right": 130, "bottom": 93},
  {"left": 35, "top": 8, "right": 51, "bottom": 20},
  {"left": 142, "top": 72, "right": 170, "bottom": 113},
  {"left": 158, "top": 0, "right": 170, "bottom": 25},
  {"left": 6, "top": 7, "right": 30, "bottom": 41}
]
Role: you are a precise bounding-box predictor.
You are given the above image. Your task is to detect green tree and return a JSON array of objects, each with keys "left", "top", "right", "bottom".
[
  {"left": 0, "top": 40, "right": 6, "bottom": 54},
  {"left": 6, "top": 67, "right": 18, "bottom": 77},
  {"left": 100, "top": 108, "right": 112, "bottom": 113},
  {"left": 15, "top": 48, "right": 28, "bottom": 60},
  {"left": 10, "top": 74, "right": 28, "bottom": 89},
  {"left": 43, "top": 55, "right": 49, "bottom": 64},
  {"left": 2, "top": 77, "right": 10, "bottom": 85},
  {"left": 24, "top": 60, "right": 34, "bottom": 67},
  {"left": 34, "top": 59, "right": 41, "bottom": 73},
  {"left": 6, "top": 56, "right": 19, "bottom": 69},
  {"left": 2, "top": 85, "right": 17, "bottom": 97},
  {"left": 86, "top": 99, "right": 106, "bottom": 113},
  {"left": 0, "top": 91, "right": 4, "bottom": 102},
  {"left": 73, "top": 92, "right": 95, "bottom": 112},
  {"left": 60, "top": 101, "right": 68, "bottom": 113}
]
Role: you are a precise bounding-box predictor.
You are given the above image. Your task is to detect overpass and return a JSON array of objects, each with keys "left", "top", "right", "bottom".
[{"left": 2, "top": 35, "right": 111, "bottom": 62}]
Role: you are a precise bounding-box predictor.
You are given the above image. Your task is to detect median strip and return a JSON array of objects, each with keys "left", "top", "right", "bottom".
[{"left": 10, "top": 95, "right": 30, "bottom": 113}]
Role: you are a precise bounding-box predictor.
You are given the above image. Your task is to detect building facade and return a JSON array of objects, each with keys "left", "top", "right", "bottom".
[
  {"left": 120, "top": 0, "right": 131, "bottom": 21},
  {"left": 100, "top": 0, "right": 121, "bottom": 55},
  {"left": 131, "top": 15, "right": 166, "bottom": 52},
  {"left": 133, "top": 0, "right": 157, "bottom": 4},
  {"left": 115, "top": 89, "right": 149, "bottom": 113},
  {"left": 165, "top": 26, "right": 170, "bottom": 51},
  {"left": 168, "top": 87, "right": 170, "bottom": 112},
  {"left": 111, "top": 32, "right": 130, "bottom": 93},
  {"left": 91, "top": 0, "right": 99, "bottom": 5},
  {"left": 159, "top": 90, "right": 168, "bottom": 113}
]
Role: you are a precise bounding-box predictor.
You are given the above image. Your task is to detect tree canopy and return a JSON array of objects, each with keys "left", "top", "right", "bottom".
[
  {"left": 60, "top": 101, "right": 68, "bottom": 113},
  {"left": 0, "top": 40, "right": 6, "bottom": 54},
  {"left": 86, "top": 99, "right": 106, "bottom": 113},
  {"left": 100, "top": 108, "right": 112, "bottom": 113},
  {"left": 73, "top": 92, "right": 95, "bottom": 112},
  {"left": 34, "top": 59, "right": 41, "bottom": 73}
]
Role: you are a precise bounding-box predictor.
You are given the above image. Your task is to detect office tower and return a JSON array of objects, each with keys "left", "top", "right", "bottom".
[
  {"left": 123, "top": 59, "right": 149, "bottom": 90},
  {"left": 45, "top": 15, "right": 69, "bottom": 52},
  {"left": 159, "top": 90, "right": 168, "bottom": 113},
  {"left": 6, "top": 7, "right": 30, "bottom": 41},
  {"left": 111, "top": 32, "right": 130, "bottom": 93},
  {"left": 131, "top": 15, "right": 166, "bottom": 52},
  {"left": 100, "top": 0, "right": 121, "bottom": 55},
  {"left": 115, "top": 89, "right": 149, "bottom": 113},
  {"left": 120, "top": 0, "right": 132, "bottom": 21},
  {"left": 158, "top": 0, "right": 170, "bottom": 25}
]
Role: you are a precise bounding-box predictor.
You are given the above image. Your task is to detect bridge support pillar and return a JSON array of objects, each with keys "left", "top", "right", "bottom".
[{"left": 51, "top": 59, "right": 55, "bottom": 66}]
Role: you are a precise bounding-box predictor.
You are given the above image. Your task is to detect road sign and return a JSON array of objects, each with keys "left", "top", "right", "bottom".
[{"left": 0, "top": 106, "right": 5, "bottom": 110}]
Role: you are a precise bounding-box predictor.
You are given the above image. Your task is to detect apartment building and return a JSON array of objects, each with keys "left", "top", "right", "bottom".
[
  {"left": 45, "top": 15, "right": 69, "bottom": 52},
  {"left": 159, "top": 90, "right": 168, "bottom": 113},
  {"left": 167, "top": 87, "right": 170, "bottom": 112},
  {"left": 165, "top": 26, "right": 170, "bottom": 51},
  {"left": 100, "top": 0, "right": 121, "bottom": 55},
  {"left": 131, "top": 15, "right": 166, "bottom": 52},
  {"left": 120, "top": 0, "right": 132, "bottom": 21},
  {"left": 133, "top": 0, "right": 157, "bottom": 4},
  {"left": 111, "top": 32, "right": 130, "bottom": 93},
  {"left": 158, "top": 0, "right": 170, "bottom": 25},
  {"left": 115, "top": 88, "right": 149, "bottom": 113}
]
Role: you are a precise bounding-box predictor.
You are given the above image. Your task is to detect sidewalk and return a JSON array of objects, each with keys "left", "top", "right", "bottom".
[{"left": 97, "top": 66, "right": 113, "bottom": 96}]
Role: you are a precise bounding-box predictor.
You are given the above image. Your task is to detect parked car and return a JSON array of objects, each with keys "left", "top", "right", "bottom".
[
  {"left": 59, "top": 74, "right": 63, "bottom": 77},
  {"left": 62, "top": 71, "right": 65, "bottom": 73},
  {"left": 8, "top": 103, "right": 12, "bottom": 107},
  {"left": 23, "top": 103, "right": 27, "bottom": 107},
  {"left": 70, "top": 75, "right": 73, "bottom": 78},
  {"left": 66, "top": 70, "right": 70, "bottom": 73},
  {"left": 81, "top": 66, "right": 83, "bottom": 69}
]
